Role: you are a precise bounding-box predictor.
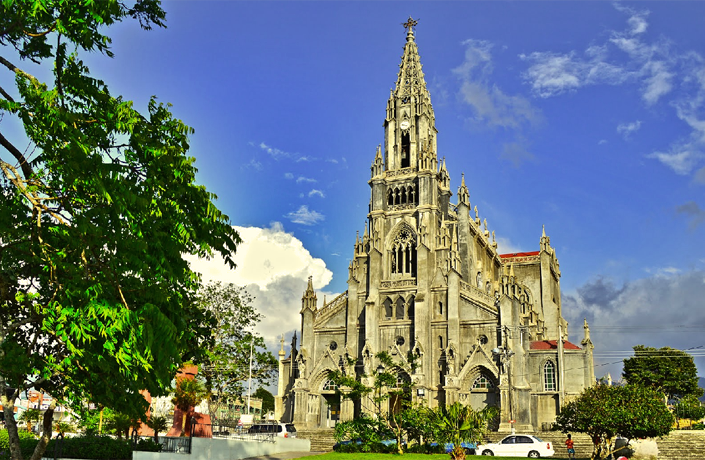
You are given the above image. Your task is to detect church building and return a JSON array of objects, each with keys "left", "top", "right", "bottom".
[{"left": 275, "top": 19, "right": 595, "bottom": 433}]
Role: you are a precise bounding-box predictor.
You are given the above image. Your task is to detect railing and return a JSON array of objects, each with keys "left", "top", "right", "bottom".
[
  {"left": 191, "top": 423, "right": 276, "bottom": 443},
  {"left": 158, "top": 436, "right": 192, "bottom": 454}
]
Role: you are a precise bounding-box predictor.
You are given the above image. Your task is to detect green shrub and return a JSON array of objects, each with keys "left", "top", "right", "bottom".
[
  {"left": 333, "top": 442, "right": 361, "bottom": 453},
  {"left": 0, "top": 429, "right": 39, "bottom": 460},
  {"left": 46, "top": 434, "right": 132, "bottom": 459},
  {"left": 405, "top": 443, "right": 446, "bottom": 454},
  {"left": 133, "top": 438, "right": 162, "bottom": 452},
  {"left": 692, "top": 422, "right": 705, "bottom": 430}
]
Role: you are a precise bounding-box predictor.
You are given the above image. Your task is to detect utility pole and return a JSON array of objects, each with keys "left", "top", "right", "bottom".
[{"left": 247, "top": 334, "right": 254, "bottom": 415}]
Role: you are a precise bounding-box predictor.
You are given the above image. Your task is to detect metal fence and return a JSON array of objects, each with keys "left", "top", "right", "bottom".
[
  {"left": 156, "top": 436, "right": 192, "bottom": 454},
  {"left": 191, "top": 423, "right": 275, "bottom": 443}
]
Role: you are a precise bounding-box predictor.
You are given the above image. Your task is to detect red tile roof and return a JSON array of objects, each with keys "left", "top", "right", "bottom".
[
  {"left": 500, "top": 251, "right": 540, "bottom": 259},
  {"left": 530, "top": 340, "right": 581, "bottom": 350}
]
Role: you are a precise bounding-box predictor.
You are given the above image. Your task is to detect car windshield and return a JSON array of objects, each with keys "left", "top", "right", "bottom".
[
  {"left": 286, "top": 424, "right": 296, "bottom": 432},
  {"left": 533, "top": 437, "right": 544, "bottom": 442}
]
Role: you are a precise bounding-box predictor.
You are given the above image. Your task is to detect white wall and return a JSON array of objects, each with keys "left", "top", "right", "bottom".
[{"left": 134, "top": 437, "right": 310, "bottom": 460}]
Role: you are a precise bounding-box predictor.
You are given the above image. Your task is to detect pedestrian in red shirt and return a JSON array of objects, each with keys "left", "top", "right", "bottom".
[{"left": 565, "top": 434, "right": 575, "bottom": 459}]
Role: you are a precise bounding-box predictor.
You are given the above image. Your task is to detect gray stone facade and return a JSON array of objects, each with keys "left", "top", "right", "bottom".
[{"left": 275, "top": 20, "right": 595, "bottom": 432}]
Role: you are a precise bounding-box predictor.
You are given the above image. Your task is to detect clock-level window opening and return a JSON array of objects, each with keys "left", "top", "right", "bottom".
[{"left": 401, "top": 132, "right": 410, "bottom": 168}]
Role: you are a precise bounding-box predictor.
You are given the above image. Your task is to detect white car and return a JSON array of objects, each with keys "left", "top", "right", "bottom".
[{"left": 476, "top": 435, "right": 554, "bottom": 457}]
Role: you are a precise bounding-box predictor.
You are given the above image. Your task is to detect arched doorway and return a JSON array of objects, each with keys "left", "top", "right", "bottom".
[{"left": 320, "top": 378, "right": 340, "bottom": 428}]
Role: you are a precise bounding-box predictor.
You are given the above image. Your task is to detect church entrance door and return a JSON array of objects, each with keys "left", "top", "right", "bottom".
[{"left": 322, "top": 394, "right": 340, "bottom": 428}]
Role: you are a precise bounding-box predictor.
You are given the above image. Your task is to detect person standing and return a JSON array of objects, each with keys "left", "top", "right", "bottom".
[{"left": 565, "top": 434, "right": 576, "bottom": 459}]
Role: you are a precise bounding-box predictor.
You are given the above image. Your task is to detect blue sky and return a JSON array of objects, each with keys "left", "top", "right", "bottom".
[{"left": 8, "top": 1, "right": 705, "bottom": 381}]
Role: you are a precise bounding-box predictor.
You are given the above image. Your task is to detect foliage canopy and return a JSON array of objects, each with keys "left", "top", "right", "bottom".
[
  {"left": 622, "top": 345, "right": 702, "bottom": 401},
  {"left": 0, "top": 1, "right": 240, "bottom": 459},
  {"left": 554, "top": 383, "right": 674, "bottom": 459}
]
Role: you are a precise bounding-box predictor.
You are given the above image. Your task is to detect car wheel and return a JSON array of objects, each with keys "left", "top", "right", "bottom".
[
  {"left": 464, "top": 447, "right": 476, "bottom": 455},
  {"left": 481, "top": 450, "right": 494, "bottom": 456},
  {"left": 528, "top": 450, "right": 540, "bottom": 458}
]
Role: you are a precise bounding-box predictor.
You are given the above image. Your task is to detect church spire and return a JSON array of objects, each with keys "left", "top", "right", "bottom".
[{"left": 383, "top": 18, "right": 437, "bottom": 171}]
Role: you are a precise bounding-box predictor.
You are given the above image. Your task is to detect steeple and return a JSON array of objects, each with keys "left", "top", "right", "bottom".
[
  {"left": 383, "top": 18, "right": 438, "bottom": 171},
  {"left": 301, "top": 276, "right": 317, "bottom": 313}
]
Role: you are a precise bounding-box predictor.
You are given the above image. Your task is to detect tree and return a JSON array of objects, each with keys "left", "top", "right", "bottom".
[
  {"left": 172, "top": 376, "right": 206, "bottom": 436},
  {"left": 622, "top": 345, "right": 703, "bottom": 402},
  {"left": 673, "top": 394, "right": 705, "bottom": 428},
  {"left": 145, "top": 415, "right": 169, "bottom": 443},
  {"left": 0, "top": 2, "right": 241, "bottom": 460},
  {"left": 253, "top": 388, "right": 275, "bottom": 415},
  {"left": 329, "top": 351, "right": 419, "bottom": 455},
  {"left": 554, "top": 383, "right": 674, "bottom": 459},
  {"left": 432, "top": 402, "right": 498, "bottom": 460},
  {"left": 18, "top": 410, "right": 41, "bottom": 432},
  {"left": 195, "top": 283, "right": 276, "bottom": 421}
]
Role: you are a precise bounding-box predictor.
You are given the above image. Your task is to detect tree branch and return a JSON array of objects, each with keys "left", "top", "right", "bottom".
[
  {"left": 0, "top": 83, "right": 15, "bottom": 102},
  {"left": 0, "top": 55, "right": 39, "bottom": 85},
  {"left": 0, "top": 130, "right": 32, "bottom": 179}
]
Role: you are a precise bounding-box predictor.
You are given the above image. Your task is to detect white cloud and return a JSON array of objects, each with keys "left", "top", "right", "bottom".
[
  {"left": 494, "top": 236, "right": 523, "bottom": 255},
  {"left": 296, "top": 156, "right": 313, "bottom": 162},
  {"left": 648, "top": 142, "right": 704, "bottom": 175},
  {"left": 259, "top": 141, "right": 291, "bottom": 159},
  {"left": 454, "top": 39, "right": 541, "bottom": 130},
  {"left": 243, "top": 158, "right": 262, "bottom": 170},
  {"left": 522, "top": 5, "right": 672, "bottom": 104},
  {"left": 617, "top": 120, "right": 642, "bottom": 139},
  {"left": 296, "top": 176, "right": 317, "bottom": 184},
  {"left": 286, "top": 205, "right": 325, "bottom": 225},
  {"left": 308, "top": 189, "right": 325, "bottom": 198},
  {"left": 184, "top": 223, "right": 334, "bottom": 345},
  {"left": 284, "top": 172, "right": 294, "bottom": 179}
]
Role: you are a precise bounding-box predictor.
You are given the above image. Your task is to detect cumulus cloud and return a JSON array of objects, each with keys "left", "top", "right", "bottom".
[
  {"left": 562, "top": 271, "right": 705, "bottom": 380},
  {"left": 286, "top": 205, "right": 325, "bottom": 225},
  {"left": 184, "top": 223, "right": 334, "bottom": 346},
  {"left": 617, "top": 120, "right": 642, "bottom": 139},
  {"left": 308, "top": 189, "right": 325, "bottom": 198},
  {"left": 676, "top": 201, "right": 705, "bottom": 229}
]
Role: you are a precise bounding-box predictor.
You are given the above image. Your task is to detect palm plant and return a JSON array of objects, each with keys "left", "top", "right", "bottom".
[
  {"left": 18, "top": 409, "right": 41, "bottom": 432},
  {"left": 432, "top": 402, "right": 498, "bottom": 460},
  {"left": 146, "top": 415, "right": 169, "bottom": 442}
]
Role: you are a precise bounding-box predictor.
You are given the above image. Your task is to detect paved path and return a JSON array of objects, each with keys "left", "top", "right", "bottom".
[{"left": 241, "top": 452, "right": 326, "bottom": 460}]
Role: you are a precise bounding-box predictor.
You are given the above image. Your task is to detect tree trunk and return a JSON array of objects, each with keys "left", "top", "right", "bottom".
[
  {"left": 28, "top": 401, "right": 56, "bottom": 460},
  {"left": 2, "top": 389, "right": 24, "bottom": 460}
]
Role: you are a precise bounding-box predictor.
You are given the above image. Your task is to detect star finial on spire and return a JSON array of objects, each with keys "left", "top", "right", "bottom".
[{"left": 402, "top": 17, "right": 418, "bottom": 35}]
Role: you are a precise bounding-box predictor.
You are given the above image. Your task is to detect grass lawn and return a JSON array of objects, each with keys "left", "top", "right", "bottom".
[{"left": 310, "top": 454, "right": 589, "bottom": 460}]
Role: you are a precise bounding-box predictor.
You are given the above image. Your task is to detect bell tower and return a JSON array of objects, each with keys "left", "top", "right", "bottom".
[{"left": 384, "top": 17, "right": 438, "bottom": 171}]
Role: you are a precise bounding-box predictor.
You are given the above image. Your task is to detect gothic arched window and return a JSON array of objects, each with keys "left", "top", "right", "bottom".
[
  {"left": 390, "top": 226, "right": 416, "bottom": 277},
  {"left": 322, "top": 379, "right": 338, "bottom": 391},
  {"left": 472, "top": 373, "right": 495, "bottom": 389},
  {"left": 384, "top": 297, "right": 393, "bottom": 320},
  {"left": 544, "top": 361, "right": 557, "bottom": 392},
  {"left": 395, "top": 297, "right": 405, "bottom": 320}
]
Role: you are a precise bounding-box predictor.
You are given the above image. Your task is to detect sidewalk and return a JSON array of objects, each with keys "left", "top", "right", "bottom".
[{"left": 242, "top": 452, "right": 325, "bottom": 460}]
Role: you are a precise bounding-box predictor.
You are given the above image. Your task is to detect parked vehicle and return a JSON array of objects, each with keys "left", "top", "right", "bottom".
[
  {"left": 476, "top": 435, "right": 554, "bottom": 457},
  {"left": 247, "top": 422, "right": 297, "bottom": 438}
]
